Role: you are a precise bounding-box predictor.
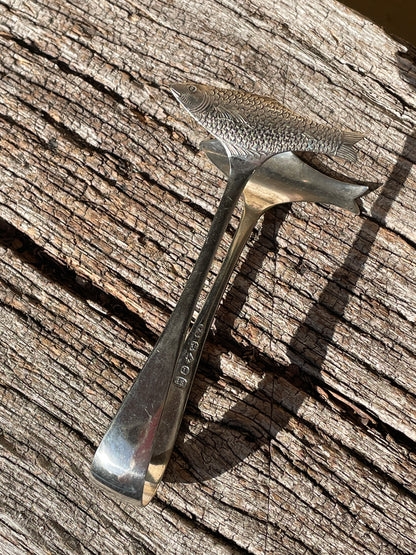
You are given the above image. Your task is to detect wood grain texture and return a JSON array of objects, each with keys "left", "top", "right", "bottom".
[{"left": 0, "top": 0, "right": 415, "bottom": 553}]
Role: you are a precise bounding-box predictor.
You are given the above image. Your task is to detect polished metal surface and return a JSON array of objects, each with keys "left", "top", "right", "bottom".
[
  {"left": 90, "top": 156, "right": 259, "bottom": 505},
  {"left": 141, "top": 140, "right": 369, "bottom": 497},
  {"left": 202, "top": 139, "right": 368, "bottom": 214},
  {"left": 91, "top": 137, "right": 368, "bottom": 506}
]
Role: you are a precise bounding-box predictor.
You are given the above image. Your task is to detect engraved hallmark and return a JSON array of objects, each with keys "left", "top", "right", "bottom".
[{"left": 173, "top": 324, "right": 204, "bottom": 388}]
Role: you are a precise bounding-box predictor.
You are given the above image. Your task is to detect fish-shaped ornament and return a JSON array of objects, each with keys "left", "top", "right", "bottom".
[
  {"left": 91, "top": 82, "right": 369, "bottom": 509},
  {"left": 171, "top": 83, "right": 364, "bottom": 162},
  {"left": 201, "top": 139, "right": 369, "bottom": 214}
]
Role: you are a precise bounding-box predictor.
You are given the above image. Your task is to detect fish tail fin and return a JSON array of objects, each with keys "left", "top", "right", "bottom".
[
  {"left": 336, "top": 131, "right": 365, "bottom": 162},
  {"left": 334, "top": 184, "right": 369, "bottom": 214}
]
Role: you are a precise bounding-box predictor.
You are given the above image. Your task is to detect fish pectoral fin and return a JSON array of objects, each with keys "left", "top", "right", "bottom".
[
  {"left": 214, "top": 105, "right": 251, "bottom": 127},
  {"left": 222, "top": 140, "right": 262, "bottom": 160},
  {"left": 302, "top": 130, "right": 315, "bottom": 140},
  {"left": 302, "top": 131, "right": 317, "bottom": 149}
]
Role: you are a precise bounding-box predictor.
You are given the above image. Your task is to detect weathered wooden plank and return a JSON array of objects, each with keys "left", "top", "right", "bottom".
[{"left": 0, "top": 0, "right": 415, "bottom": 553}]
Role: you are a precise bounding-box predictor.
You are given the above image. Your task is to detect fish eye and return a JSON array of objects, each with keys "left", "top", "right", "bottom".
[{"left": 188, "top": 85, "right": 197, "bottom": 93}]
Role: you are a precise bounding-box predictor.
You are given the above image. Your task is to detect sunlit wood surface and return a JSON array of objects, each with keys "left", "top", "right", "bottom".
[{"left": 1, "top": 1, "right": 415, "bottom": 553}]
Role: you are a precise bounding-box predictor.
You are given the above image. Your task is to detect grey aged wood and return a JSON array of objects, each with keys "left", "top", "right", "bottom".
[{"left": 0, "top": 0, "right": 415, "bottom": 553}]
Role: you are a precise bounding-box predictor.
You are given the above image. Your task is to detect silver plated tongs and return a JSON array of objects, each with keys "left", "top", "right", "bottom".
[{"left": 91, "top": 137, "right": 368, "bottom": 506}]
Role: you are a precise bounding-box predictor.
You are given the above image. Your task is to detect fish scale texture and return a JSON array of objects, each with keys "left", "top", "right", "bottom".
[{"left": 174, "top": 84, "right": 362, "bottom": 160}]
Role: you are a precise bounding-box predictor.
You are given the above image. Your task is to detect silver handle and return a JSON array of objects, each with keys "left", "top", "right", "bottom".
[
  {"left": 90, "top": 158, "right": 257, "bottom": 505},
  {"left": 143, "top": 203, "right": 262, "bottom": 501}
]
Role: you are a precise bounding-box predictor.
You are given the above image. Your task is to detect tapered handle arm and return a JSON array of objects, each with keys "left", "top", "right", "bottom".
[
  {"left": 90, "top": 159, "right": 256, "bottom": 506},
  {"left": 143, "top": 204, "right": 262, "bottom": 500}
]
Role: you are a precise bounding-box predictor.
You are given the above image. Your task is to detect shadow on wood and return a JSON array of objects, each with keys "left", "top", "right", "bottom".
[{"left": 166, "top": 46, "right": 416, "bottom": 486}]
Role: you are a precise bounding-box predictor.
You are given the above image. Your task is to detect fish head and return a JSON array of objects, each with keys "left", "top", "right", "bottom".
[{"left": 170, "top": 83, "right": 212, "bottom": 119}]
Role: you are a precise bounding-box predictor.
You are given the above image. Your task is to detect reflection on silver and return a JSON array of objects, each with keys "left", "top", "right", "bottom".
[{"left": 91, "top": 122, "right": 369, "bottom": 508}]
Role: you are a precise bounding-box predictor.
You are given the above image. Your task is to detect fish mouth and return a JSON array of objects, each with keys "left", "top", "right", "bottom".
[{"left": 170, "top": 83, "right": 188, "bottom": 100}]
